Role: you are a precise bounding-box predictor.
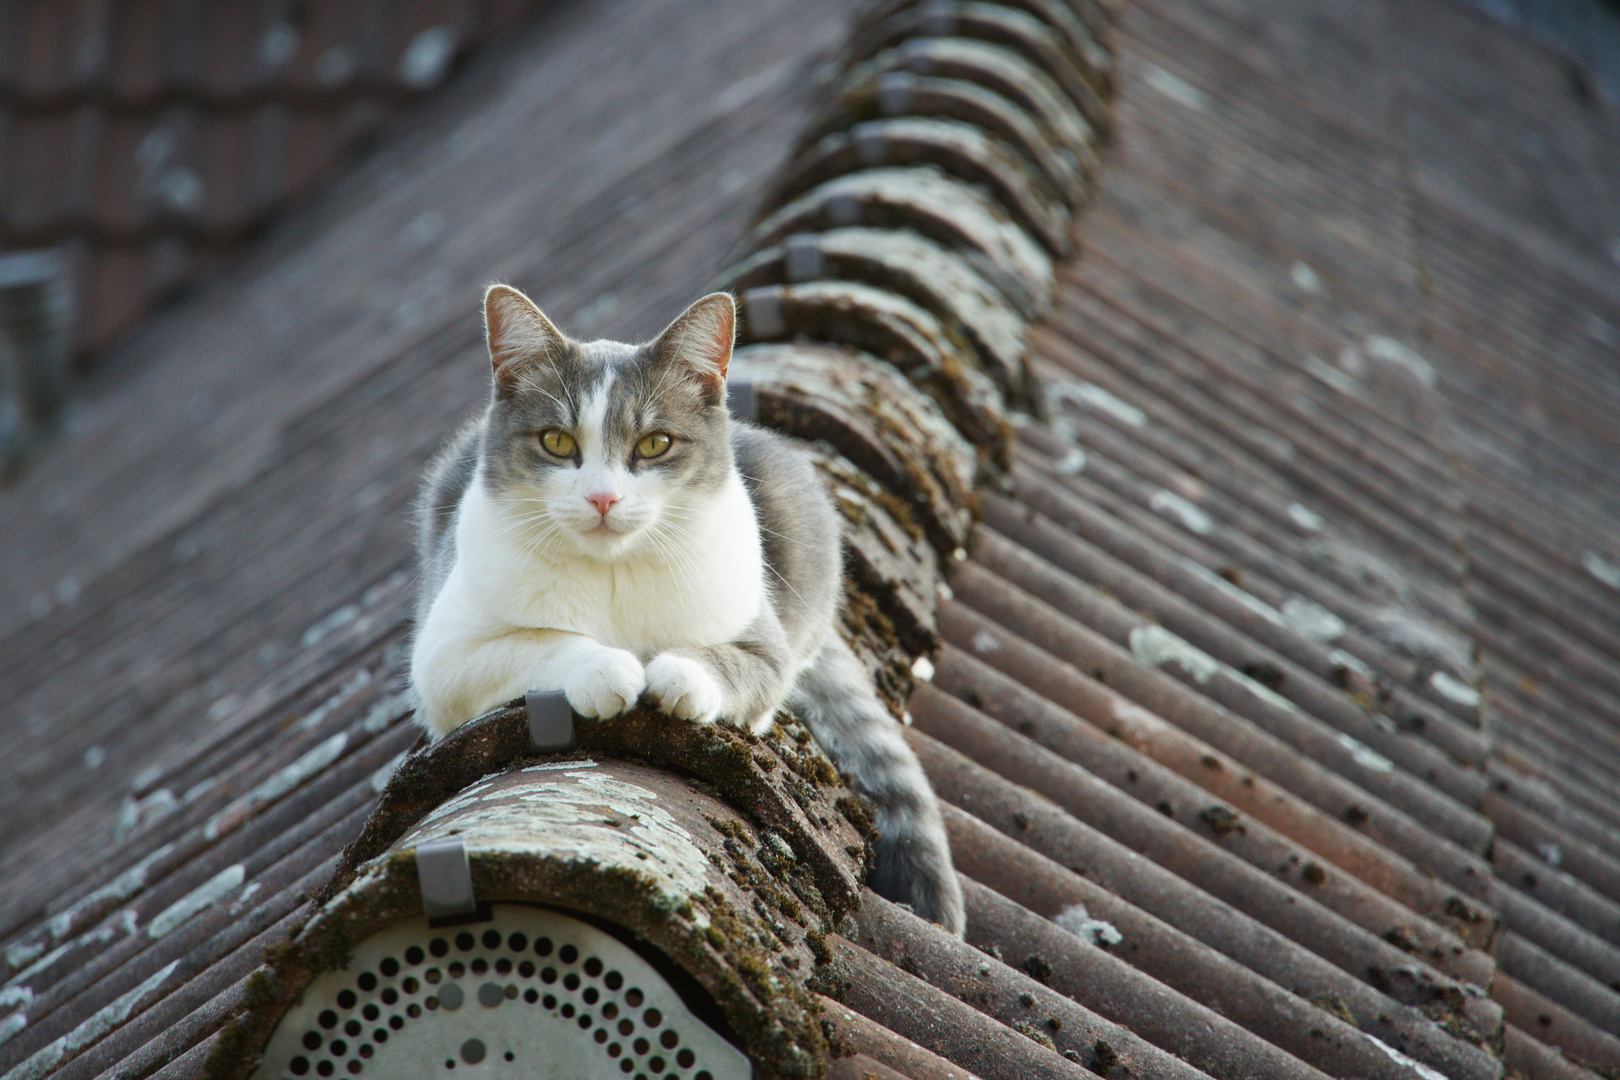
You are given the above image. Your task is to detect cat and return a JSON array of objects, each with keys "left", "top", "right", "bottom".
[{"left": 409, "top": 284, "right": 964, "bottom": 934}]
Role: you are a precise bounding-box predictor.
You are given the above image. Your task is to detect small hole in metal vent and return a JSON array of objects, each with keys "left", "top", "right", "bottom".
[{"left": 255, "top": 905, "right": 748, "bottom": 1078}]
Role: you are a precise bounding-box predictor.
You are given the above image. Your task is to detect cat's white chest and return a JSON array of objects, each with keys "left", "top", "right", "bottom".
[{"left": 449, "top": 474, "right": 765, "bottom": 654}]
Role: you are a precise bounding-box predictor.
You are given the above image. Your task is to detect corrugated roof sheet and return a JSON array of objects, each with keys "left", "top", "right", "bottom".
[{"left": 3, "top": 0, "right": 1619, "bottom": 1077}]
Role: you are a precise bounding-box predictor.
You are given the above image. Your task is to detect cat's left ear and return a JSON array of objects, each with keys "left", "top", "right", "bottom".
[
  {"left": 485, "top": 283, "right": 568, "bottom": 394},
  {"left": 652, "top": 292, "right": 734, "bottom": 403}
]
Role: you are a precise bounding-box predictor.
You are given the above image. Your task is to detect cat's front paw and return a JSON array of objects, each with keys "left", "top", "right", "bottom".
[
  {"left": 644, "top": 654, "right": 724, "bottom": 724},
  {"left": 565, "top": 646, "right": 646, "bottom": 718}
]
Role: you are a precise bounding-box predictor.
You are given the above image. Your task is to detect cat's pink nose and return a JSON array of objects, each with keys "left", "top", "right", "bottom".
[{"left": 586, "top": 491, "right": 621, "bottom": 516}]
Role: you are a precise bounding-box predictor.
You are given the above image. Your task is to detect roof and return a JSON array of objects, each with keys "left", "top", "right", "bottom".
[
  {"left": 0, "top": 0, "right": 532, "bottom": 358},
  {"left": 4, "top": 0, "right": 1620, "bottom": 1077}
]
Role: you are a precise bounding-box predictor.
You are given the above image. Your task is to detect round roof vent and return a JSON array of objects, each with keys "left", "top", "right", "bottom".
[{"left": 251, "top": 904, "right": 749, "bottom": 1080}]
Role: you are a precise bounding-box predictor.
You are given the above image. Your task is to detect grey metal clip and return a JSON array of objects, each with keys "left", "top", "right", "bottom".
[
  {"left": 876, "top": 72, "right": 916, "bottom": 117},
  {"left": 742, "top": 285, "right": 785, "bottom": 340},
  {"left": 783, "top": 234, "right": 824, "bottom": 283},
  {"left": 526, "top": 689, "right": 575, "bottom": 753},
  {"left": 417, "top": 836, "right": 477, "bottom": 921},
  {"left": 920, "top": 0, "right": 957, "bottom": 36},
  {"left": 826, "top": 191, "right": 861, "bottom": 227},
  {"left": 852, "top": 123, "right": 887, "bottom": 167}
]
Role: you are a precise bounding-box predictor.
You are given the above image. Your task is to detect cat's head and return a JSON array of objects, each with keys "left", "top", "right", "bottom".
[{"left": 476, "top": 284, "right": 737, "bottom": 561}]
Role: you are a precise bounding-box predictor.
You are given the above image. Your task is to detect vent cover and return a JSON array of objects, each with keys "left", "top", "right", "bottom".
[{"left": 251, "top": 905, "right": 750, "bottom": 1079}]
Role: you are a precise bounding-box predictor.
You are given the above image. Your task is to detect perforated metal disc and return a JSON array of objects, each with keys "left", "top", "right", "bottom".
[{"left": 251, "top": 905, "right": 750, "bottom": 1079}]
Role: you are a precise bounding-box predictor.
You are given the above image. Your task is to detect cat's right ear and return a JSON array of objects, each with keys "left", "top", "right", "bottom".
[{"left": 484, "top": 284, "right": 567, "bottom": 393}]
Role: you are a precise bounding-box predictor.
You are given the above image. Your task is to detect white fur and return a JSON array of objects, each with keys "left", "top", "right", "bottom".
[
  {"left": 644, "top": 654, "right": 725, "bottom": 723},
  {"left": 411, "top": 382, "right": 766, "bottom": 736}
]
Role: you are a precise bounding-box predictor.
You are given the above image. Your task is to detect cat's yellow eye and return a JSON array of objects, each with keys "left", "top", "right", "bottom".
[
  {"left": 636, "top": 432, "right": 672, "bottom": 459},
  {"left": 540, "top": 430, "right": 576, "bottom": 457}
]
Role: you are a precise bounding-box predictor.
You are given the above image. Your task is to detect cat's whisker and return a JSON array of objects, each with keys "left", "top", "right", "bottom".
[
  {"left": 755, "top": 523, "right": 816, "bottom": 548},
  {"left": 644, "top": 524, "right": 705, "bottom": 600},
  {"left": 662, "top": 503, "right": 815, "bottom": 550},
  {"left": 763, "top": 559, "right": 809, "bottom": 606},
  {"left": 484, "top": 510, "right": 562, "bottom": 550}
]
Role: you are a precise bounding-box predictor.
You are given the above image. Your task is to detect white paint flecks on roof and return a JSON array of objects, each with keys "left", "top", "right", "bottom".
[
  {"left": 1138, "top": 60, "right": 1210, "bottom": 112},
  {"left": 1286, "top": 502, "right": 1325, "bottom": 532},
  {"left": 1249, "top": 426, "right": 1296, "bottom": 462},
  {"left": 1054, "top": 904, "right": 1124, "bottom": 947},
  {"left": 147, "top": 865, "right": 246, "bottom": 939},
  {"left": 229, "top": 882, "right": 264, "bottom": 915},
  {"left": 369, "top": 752, "right": 409, "bottom": 795},
  {"left": 0, "top": 1011, "right": 26, "bottom": 1047},
  {"left": 206, "top": 732, "right": 349, "bottom": 841},
  {"left": 1582, "top": 550, "right": 1620, "bottom": 589},
  {"left": 1150, "top": 489, "right": 1214, "bottom": 535},
  {"left": 35, "top": 842, "right": 178, "bottom": 946},
  {"left": 295, "top": 669, "right": 374, "bottom": 731},
  {"left": 971, "top": 630, "right": 1001, "bottom": 654},
  {"left": 360, "top": 691, "right": 415, "bottom": 734},
  {"left": 1362, "top": 336, "right": 1437, "bottom": 387},
  {"left": 1586, "top": 313, "right": 1615, "bottom": 345},
  {"left": 1055, "top": 447, "right": 1088, "bottom": 474},
  {"left": 1337, "top": 734, "right": 1395, "bottom": 774},
  {"left": 400, "top": 25, "right": 457, "bottom": 89},
  {"left": 1303, "top": 355, "right": 1359, "bottom": 395},
  {"left": 912, "top": 655, "right": 936, "bottom": 681},
  {"left": 2, "top": 942, "right": 46, "bottom": 976},
  {"left": 0, "top": 960, "right": 179, "bottom": 1080},
  {"left": 1369, "top": 607, "right": 1474, "bottom": 681},
  {"left": 251, "top": 733, "right": 350, "bottom": 805},
  {"left": 1428, "top": 671, "right": 1481, "bottom": 708},
  {"left": 1279, "top": 596, "right": 1347, "bottom": 642},
  {"left": 1329, "top": 648, "right": 1372, "bottom": 676},
  {"left": 1230, "top": 669, "right": 1301, "bottom": 715},
  {"left": 1364, "top": 1031, "right": 1450, "bottom": 1080},
  {"left": 300, "top": 604, "right": 359, "bottom": 648},
  {"left": 3, "top": 944, "right": 69, "bottom": 990},
  {"left": 182, "top": 778, "right": 217, "bottom": 805},
  {"left": 1289, "top": 261, "right": 1322, "bottom": 294},
  {"left": 115, "top": 787, "right": 179, "bottom": 840},
  {"left": 1052, "top": 380, "right": 1147, "bottom": 426},
  {"left": 1180, "top": 560, "right": 1289, "bottom": 629},
  {"left": 1130, "top": 625, "right": 1219, "bottom": 684}
]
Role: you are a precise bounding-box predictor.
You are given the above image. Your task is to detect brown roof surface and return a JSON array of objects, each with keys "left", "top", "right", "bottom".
[
  {"left": 3, "top": 0, "right": 1620, "bottom": 1077},
  {"left": 0, "top": 0, "right": 530, "bottom": 357}
]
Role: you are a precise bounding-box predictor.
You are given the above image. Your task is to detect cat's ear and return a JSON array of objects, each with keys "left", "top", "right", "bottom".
[
  {"left": 484, "top": 284, "right": 567, "bottom": 392},
  {"left": 651, "top": 292, "right": 735, "bottom": 402}
]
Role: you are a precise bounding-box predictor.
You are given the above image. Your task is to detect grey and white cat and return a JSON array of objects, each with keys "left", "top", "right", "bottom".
[{"left": 409, "top": 285, "right": 964, "bottom": 934}]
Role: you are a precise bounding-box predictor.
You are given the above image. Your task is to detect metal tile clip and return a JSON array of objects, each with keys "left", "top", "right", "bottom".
[
  {"left": 742, "top": 286, "right": 785, "bottom": 340},
  {"left": 416, "top": 836, "right": 477, "bottom": 921},
  {"left": 526, "top": 688, "right": 576, "bottom": 753},
  {"left": 728, "top": 379, "right": 757, "bottom": 424}
]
